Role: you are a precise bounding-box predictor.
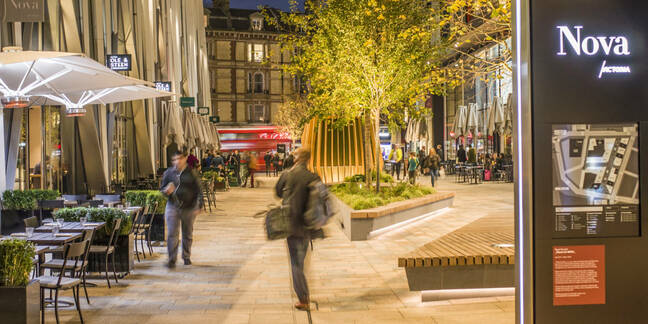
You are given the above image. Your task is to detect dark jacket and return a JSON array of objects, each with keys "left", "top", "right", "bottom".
[
  {"left": 275, "top": 164, "right": 319, "bottom": 238},
  {"left": 160, "top": 167, "right": 203, "bottom": 210},
  {"left": 457, "top": 148, "right": 467, "bottom": 163}
]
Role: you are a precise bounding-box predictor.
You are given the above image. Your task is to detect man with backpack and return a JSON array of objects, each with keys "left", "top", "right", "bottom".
[{"left": 274, "top": 147, "right": 325, "bottom": 311}]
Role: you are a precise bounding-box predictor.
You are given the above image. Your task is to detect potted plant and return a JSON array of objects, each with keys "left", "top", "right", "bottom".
[
  {"left": 124, "top": 190, "right": 168, "bottom": 242},
  {"left": 53, "top": 207, "right": 135, "bottom": 273},
  {"left": 1, "top": 190, "right": 60, "bottom": 234},
  {"left": 0, "top": 239, "right": 39, "bottom": 324}
]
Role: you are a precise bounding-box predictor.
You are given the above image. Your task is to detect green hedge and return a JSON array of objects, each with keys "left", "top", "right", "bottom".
[
  {"left": 331, "top": 181, "right": 434, "bottom": 210},
  {"left": 53, "top": 207, "right": 132, "bottom": 236},
  {"left": 2, "top": 189, "right": 60, "bottom": 210},
  {"left": 0, "top": 239, "right": 35, "bottom": 287},
  {"left": 344, "top": 171, "right": 394, "bottom": 184},
  {"left": 124, "top": 190, "right": 167, "bottom": 214}
]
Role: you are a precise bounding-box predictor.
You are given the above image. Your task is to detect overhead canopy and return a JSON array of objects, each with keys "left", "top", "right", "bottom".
[
  {"left": 39, "top": 83, "right": 173, "bottom": 107},
  {"left": 0, "top": 50, "right": 146, "bottom": 98}
]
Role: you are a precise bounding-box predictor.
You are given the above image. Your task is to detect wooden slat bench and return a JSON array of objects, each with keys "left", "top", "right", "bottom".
[{"left": 399, "top": 227, "right": 515, "bottom": 292}]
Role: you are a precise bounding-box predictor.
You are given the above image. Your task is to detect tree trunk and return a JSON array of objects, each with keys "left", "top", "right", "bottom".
[
  {"left": 363, "top": 112, "right": 373, "bottom": 188},
  {"left": 374, "top": 111, "right": 381, "bottom": 193}
]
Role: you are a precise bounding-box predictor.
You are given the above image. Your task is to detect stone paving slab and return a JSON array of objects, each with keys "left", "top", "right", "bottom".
[{"left": 52, "top": 175, "right": 514, "bottom": 324}]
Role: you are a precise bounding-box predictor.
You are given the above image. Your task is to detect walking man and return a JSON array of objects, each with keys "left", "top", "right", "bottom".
[
  {"left": 160, "top": 151, "right": 202, "bottom": 267},
  {"left": 275, "top": 148, "right": 319, "bottom": 311},
  {"left": 389, "top": 144, "right": 403, "bottom": 180},
  {"left": 264, "top": 151, "right": 273, "bottom": 176}
]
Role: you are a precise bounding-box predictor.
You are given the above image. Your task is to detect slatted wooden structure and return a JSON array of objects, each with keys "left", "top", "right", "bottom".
[
  {"left": 398, "top": 211, "right": 515, "bottom": 291},
  {"left": 301, "top": 118, "right": 381, "bottom": 184},
  {"left": 398, "top": 232, "right": 514, "bottom": 268}
]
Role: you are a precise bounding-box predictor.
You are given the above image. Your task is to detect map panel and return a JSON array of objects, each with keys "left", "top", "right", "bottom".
[{"left": 552, "top": 124, "right": 640, "bottom": 238}]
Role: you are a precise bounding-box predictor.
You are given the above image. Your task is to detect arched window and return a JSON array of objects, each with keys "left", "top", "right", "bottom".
[{"left": 254, "top": 72, "right": 264, "bottom": 93}]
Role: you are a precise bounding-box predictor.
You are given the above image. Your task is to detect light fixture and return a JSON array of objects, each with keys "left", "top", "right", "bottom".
[
  {"left": 65, "top": 106, "right": 86, "bottom": 117},
  {"left": 1, "top": 95, "right": 30, "bottom": 108}
]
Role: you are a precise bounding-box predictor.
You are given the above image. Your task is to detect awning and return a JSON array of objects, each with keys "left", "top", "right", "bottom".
[
  {"left": 0, "top": 50, "right": 146, "bottom": 99},
  {"left": 39, "top": 83, "right": 173, "bottom": 107},
  {"left": 453, "top": 105, "right": 468, "bottom": 136},
  {"left": 466, "top": 103, "right": 479, "bottom": 135}
]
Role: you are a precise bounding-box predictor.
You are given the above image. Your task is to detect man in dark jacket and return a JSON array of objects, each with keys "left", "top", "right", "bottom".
[
  {"left": 264, "top": 151, "right": 273, "bottom": 176},
  {"left": 160, "top": 151, "right": 203, "bottom": 267},
  {"left": 457, "top": 145, "right": 467, "bottom": 163},
  {"left": 275, "top": 148, "right": 319, "bottom": 311}
]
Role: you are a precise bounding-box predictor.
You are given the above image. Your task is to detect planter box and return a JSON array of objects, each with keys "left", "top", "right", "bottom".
[
  {"left": 331, "top": 192, "right": 455, "bottom": 241},
  {"left": 0, "top": 280, "right": 40, "bottom": 324},
  {"left": 150, "top": 213, "right": 166, "bottom": 242},
  {"left": 87, "top": 233, "right": 135, "bottom": 274},
  {"left": 1, "top": 210, "right": 35, "bottom": 235}
]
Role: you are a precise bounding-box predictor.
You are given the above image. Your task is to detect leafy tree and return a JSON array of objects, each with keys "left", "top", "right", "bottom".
[
  {"left": 435, "top": 0, "right": 512, "bottom": 85},
  {"left": 275, "top": 94, "right": 312, "bottom": 142},
  {"left": 268, "top": 0, "right": 444, "bottom": 190}
]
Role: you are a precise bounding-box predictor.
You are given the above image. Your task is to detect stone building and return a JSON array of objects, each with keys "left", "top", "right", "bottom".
[{"left": 205, "top": 4, "right": 297, "bottom": 126}]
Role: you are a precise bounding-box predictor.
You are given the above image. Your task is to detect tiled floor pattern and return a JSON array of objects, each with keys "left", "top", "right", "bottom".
[{"left": 53, "top": 175, "right": 515, "bottom": 324}]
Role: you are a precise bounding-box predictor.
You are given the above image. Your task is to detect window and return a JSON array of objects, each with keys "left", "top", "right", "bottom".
[
  {"left": 247, "top": 43, "right": 265, "bottom": 62},
  {"left": 254, "top": 72, "right": 264, "bottom": 93},
  {"left": 248, "top": 104, "right": 266, "bottom": 123},
  {"left": 251, "top": 17, "right": 263, "bottom": 31}
]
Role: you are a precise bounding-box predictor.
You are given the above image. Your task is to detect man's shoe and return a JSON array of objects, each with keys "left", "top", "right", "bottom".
[
  {"left": 166, "top": 261, "right": 176, "bottom": 268},
  {"left": 184, "top": 258, "right": 192, "bottom": 265},
  {"left": 294, "top": 302, "right": 310, "bottom": 311}
]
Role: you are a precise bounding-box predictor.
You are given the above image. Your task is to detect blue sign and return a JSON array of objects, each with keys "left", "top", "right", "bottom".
[
  {"left": 155, "top": 81, "right": 171, "bottom": 92},
  {"left": 106, "top": 54, "right": 131, "bottom": 71}
]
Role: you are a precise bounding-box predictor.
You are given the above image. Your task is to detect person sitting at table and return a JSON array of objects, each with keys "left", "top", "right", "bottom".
[
  {"left": 457, "top": 145, "right": 467, "bottom": 164},
  {"left": 467, "top": 145, "right": 477, "bottom": 164}
]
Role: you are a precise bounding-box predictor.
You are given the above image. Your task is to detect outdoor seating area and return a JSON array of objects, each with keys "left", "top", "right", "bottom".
[{"left": 0, "top": 194, "right": 164, "bottom": 323}]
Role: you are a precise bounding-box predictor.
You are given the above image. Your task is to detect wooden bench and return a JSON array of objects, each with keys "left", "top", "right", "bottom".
[{"left": 398, "top": 217, "right": 514, "bottom": 292}]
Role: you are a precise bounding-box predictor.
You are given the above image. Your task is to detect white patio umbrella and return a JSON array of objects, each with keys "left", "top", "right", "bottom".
[
  {"left": 162, "top": 103, "right": 185, "bottom": 147},
  {"left": 40, "top": 82, "right": 173, "bottom": 109},
  {"left": 466, "top": 103, "right": 479, "bottom": 135},
  {"left": 486, "top": 97, "right": 499, "bottom": 136},
  {"left": 453, "top": 105, "right": 468, "bottom": 136},
  {"left": 503, "top": 93, "right": 514, "bottom": 133},
  {"left": 0, "top": 50, "right": 147, "bottom": 106}
]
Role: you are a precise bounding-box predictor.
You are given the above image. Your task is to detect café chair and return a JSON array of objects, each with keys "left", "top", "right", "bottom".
[
  {"left": 24, "top": 216, "right": 39, "bottom": 228},
  {"left": 37, "top": 240, "right": 88, "bottom": 324},
  {"left": 40, "top": 230, "right": 94, "bottom": 304},
  {"left": 88, "top": 218, "right": 122, "bottom": 288},
  {"left": 128, "top": 206, "right": 148, "bottom": 262},
  {"left": 38, "top": 200, "right": 65, "bottom": 223},
  {"left": 135, "top": 202, "right": 158, "bottom": 257}
]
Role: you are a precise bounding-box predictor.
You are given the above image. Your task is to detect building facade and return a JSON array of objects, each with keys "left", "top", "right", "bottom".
[
  {"left": 205, "top": 5, "right": 297, "bottom": 127},
  {"left": 0, "top": 0, "right": 211, "bottom": 194}
]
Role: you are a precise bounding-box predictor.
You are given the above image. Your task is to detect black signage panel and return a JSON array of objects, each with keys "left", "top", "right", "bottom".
[
  {"left": 277, "top": 144, "right": 286, "bottom": 154},
  {"left": 1, "top": 0, "right": 44, "bottom": 22},
  {"left": 530, "top": 0, "right": 648, "bottom": 322},
  {"left": 155, "top": 81, "right": 171, "bottom": 92},
  {"left": 106, "top": 54, "right": 132, "bottom": 71}
]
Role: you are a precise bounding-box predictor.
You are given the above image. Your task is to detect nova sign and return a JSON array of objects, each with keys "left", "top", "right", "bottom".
[{"left": 556, "top": 26, "right": 631, "bottom": 78}]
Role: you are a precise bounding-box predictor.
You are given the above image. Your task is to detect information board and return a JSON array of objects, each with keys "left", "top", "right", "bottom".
[
  {"left": 106, "top": 54, "right": 131, "bottom": 71},
  {"left": 553, "top": 245, "right": 605, "bottom": 306},
  {"left": 552, "top": 124, "right": 640, "bottom": 238}
]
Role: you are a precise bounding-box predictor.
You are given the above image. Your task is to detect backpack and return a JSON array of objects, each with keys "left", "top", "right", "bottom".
[{"left": 303, "top": 179, "right": 333, "bottom": 230}]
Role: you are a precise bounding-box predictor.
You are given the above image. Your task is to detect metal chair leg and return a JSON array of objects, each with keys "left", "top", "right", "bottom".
[
  {"left": 105, "top": 253, "right": 111, "bottom": 288},
  {"left": 82, "top": 271, "right": 90, "bottom": 304},
  {"left": 140, "top": 236, "right": 147, "bottom": 259},
  {"left": 111, "top": 252, "right": 119, "bottom": 284},
  {"left": 54, "top": 288, "right": 60, "bottom": 324},
  {"left": 134, "top": 237, "right": 141, "bottom": 262},
  {"left": 40, "top": 288, "right": 45, "bottom": 324},
  {"left": 75, "top": 286, "right": 84, "bottom": 324}
]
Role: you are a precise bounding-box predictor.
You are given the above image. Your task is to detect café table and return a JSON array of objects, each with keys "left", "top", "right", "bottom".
[
  {"left": 7, "top": 231, "right": 83, "bottom": 245},
  {"left": 34, "top": 221, "right": 106, "bottom": 233}
]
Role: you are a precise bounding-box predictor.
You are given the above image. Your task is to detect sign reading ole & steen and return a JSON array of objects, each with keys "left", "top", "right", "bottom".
[{"left": 1, "top": 0, "right": 44, "bottom": 22}]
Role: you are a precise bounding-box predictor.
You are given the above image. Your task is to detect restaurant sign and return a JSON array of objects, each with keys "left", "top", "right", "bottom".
[
  {"left": 198, "top": 107, "right": 209, "bottom": 116},
  {"left": 1, "top": 0, "right": 44, "bottom": 22},
  {"left": 106, "top": 54, "right": 132, "bottom": 71},
  {"left": 180, "top": 97, "right": 195, "bottom": 107},
  {"left": 154, "top": 81, "right": 171, "bottom": 92}
]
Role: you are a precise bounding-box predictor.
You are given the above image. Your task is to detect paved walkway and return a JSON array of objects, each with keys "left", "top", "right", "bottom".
[{"left": 56, "top": 175, "right": 515, "bottom": 324}]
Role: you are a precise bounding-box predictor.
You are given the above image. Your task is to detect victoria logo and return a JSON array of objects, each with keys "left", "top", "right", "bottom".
[{"left": 556, "top": 26, "right": 631, "bottom": 78}]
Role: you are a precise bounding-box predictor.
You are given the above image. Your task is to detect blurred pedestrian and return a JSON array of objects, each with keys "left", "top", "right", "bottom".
[
  {"left": 407, "top": 151, "right": 419, "bottom": 185},
  {"left": 264, "top": 151, "right": 273, "bottom": 176},
  {"left": 428, "top": 148, "right": 441, "bottom": 187},
  {"left": 160, "top": 151, "right": 202, "bottom": 267},
  {"left": 248, "top": 152, "right": 258, "bottom": 188},
  {"left": 274, "top": 147, "right": 319, "bottom": 311}
]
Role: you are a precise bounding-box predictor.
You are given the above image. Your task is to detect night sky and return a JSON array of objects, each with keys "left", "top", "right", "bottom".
[
  {"left": 203, "top": 1, "right": 302, "bottom": 12},
  {"left": 230, "top": 0, "right": 302, "bottom": 11}
]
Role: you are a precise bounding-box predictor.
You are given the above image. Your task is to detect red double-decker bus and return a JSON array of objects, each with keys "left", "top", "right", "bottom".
[{"left": 217, "top": 127, "right": 293, "bottom": 171}]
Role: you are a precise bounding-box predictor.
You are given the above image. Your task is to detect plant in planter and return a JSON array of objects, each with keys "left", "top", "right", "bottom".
[
  {"left": 0, "top": 239, "right": 39, "bottom": 324},
  {"left": 1, "top": 190, "right": 48, "bottom": 235},
  {"left": 125, "top": 190, "right": 167, "bottom": 213},
  {"left": 53, "top": 207, "right": 135, "bottom": 273}
]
